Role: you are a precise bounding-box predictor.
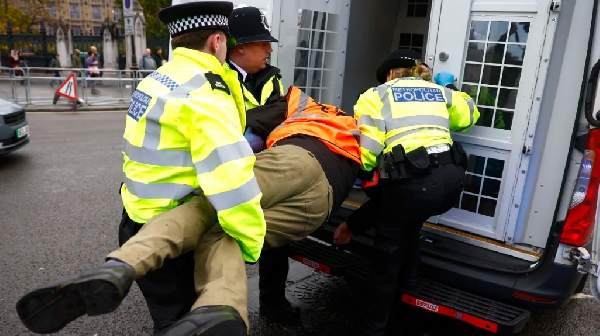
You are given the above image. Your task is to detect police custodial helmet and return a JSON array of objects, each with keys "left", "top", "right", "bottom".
[
  {"left": 228, "top": 5, "right": 278, "bottom": 47},
  {"left": 158, "top": 1, "right": 233, "bottom": 38},
  {"left": 376, "top": 49, "right": 427, "bottom": 84}
]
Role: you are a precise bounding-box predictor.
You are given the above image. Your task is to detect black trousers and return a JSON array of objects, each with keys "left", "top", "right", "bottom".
[
  {"left": 258, "top": 245, "right": 291, "bottom": 302},
  {"left": 356, "top": 163, "right": 465, "bottom": 336},
  {"left": 117, "top": 210, "right": 197, "bottom": 333}
]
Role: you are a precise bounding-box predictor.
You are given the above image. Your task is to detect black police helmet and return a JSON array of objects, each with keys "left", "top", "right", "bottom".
[{"left": 228, "top": 6, "right": 278, "bottom": 47}]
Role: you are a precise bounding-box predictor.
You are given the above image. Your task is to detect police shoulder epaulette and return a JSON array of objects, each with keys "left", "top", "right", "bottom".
[{"left": 205, "top": 72, "right": 230, "bottom": 95}]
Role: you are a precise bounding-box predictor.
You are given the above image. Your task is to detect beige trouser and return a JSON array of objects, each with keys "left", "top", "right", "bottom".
[{"left": 107, "top": 145, "right": 333, "bottom": 330}]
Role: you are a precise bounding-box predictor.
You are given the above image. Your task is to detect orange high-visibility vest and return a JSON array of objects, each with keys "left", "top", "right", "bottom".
[
  {"left": 266, "top": 86, "right": 362, "bottom": 165},
  {"left": 360, "top": 170, "right": 379, "bottom": 188}
]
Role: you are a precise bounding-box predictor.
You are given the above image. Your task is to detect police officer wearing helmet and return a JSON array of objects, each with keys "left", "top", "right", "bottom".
[
  {"left": 227, "top": 4, "right": 300, "bottom": 325},
  {"left": 350, "top": 49, "right": 479, "bottom": 335},
  {"left": 227, "top": 5, "right": 284, "bottom": 110},
  {"left": 13, "top": 2, "right": 266, "bottom": 336}
]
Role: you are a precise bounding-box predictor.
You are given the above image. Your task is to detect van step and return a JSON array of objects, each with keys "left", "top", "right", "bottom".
[
  {"left": 344, "top": 265, "right": 531, "bottom": 335},
  {"left": 288, "top": 238, "right": 369, "bottom": 276}
]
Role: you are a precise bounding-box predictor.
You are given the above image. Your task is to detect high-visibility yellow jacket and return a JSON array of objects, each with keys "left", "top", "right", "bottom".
[
  {"left": 225, "top": 62, "right": 284, "bottom": 110},
  {"left": 354, "top": 77, "right": 480, "bottom": 172},
  {"left": 121, "top": 47, "right": 266, "bottom": 263}
]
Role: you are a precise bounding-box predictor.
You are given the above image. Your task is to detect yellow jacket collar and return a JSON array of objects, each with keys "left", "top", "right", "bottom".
[{"left": 172, "top": 47, "right": 225, "bottom": 76}]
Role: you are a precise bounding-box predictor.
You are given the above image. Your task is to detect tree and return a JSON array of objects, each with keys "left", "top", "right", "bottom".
[
  {"left": 0, "top": 0, "right": 55, "bottom": 33},
  {"left": 114, "top": 0, "right": 170, "bottom": 39}
]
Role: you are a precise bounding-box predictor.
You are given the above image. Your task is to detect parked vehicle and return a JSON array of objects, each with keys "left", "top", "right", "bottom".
[
  {"left": 171, "top": 0, "right": 600, "bottom": 334},
  {"left": 0, "top": 99, "right": 29, "bottom": 155}
]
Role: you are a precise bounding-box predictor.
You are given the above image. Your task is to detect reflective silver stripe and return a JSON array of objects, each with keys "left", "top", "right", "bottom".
[
  {"left": 206, "top": 176, "right": 261, "bottom": 211},
  {"left": 444, "top": 87, "right": 453, "bottom": 109},
  {"left": 386, "top": 115, "right": 450, "bottom": 130},
  {"left": 377, "top": 85, "right": 393, "bottom": 121},
  {"left": 456, "top": 98, "right": 476, "bottom": 132},
  {"left": 123, "top": 138, "right": 193, "bottom": 167},
  {"left": 194, "top": 140, "right": 254, "bottom": 174},
  {"left": 360, "top": 133, "right": 384, "bottom": 154},
  {"left": 142, "top": 73, "right": 208, "bottom": 149},
  {"left": 124, "top": 177, "right": 195, "bottom": 200},
  {"left": 357, "top": 114, "right": 386, "bottom": 132},
  {"left": 272, "top": 90, "right": 310, "bottom": 132},
  {"left": 385, "top": 127, "right": 450, "bottom": 147},
  {"left": 350, "top": 129, "right": 360, "bottom": 137}
]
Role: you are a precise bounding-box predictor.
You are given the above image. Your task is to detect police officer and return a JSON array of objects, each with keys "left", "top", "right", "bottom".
[
  {"left": 15, "top": 2, "right": 264, "bottom": 336},
  {"left": 227, "top": 5, "right": 284, "bottom": 110},
  {"left": 351, "top": 49, "right": 480, "bottom": 336},
  {"left": 227, "top": 5, "right": 299, "bottom": 324}
]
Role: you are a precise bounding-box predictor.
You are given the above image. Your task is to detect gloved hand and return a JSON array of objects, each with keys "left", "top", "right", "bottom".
[
  {"left": 434, "top": 71, "right": 456, "bottom": 87},
  {"left": 244, "top": 128, "right": 265, "bottom": 153}
]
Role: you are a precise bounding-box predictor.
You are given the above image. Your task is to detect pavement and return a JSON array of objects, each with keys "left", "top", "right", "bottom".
[{"left": 1, "top": 111, "right": 600, "bottom": 336}]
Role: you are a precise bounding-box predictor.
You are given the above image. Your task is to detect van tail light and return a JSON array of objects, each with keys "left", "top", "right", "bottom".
[{"left": 560, "top": 128, "right": 600, "bottom": 246}]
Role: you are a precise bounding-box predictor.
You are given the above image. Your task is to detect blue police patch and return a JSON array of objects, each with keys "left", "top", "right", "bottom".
[
  {"left": 391, "top": 87, "right": 445, "bottom": 103},
  {"left": 127, "top": 90, "right": 153, "bottom": 121}
]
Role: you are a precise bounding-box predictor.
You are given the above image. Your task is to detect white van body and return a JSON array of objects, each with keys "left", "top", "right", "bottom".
[{"left": 167, "top": 0, "right": 600, "bottom": 332}]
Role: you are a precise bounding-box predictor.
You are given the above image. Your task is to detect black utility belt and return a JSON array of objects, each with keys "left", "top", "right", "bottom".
[{"left": 380, "top": 142, "right": 468, "bottom": 181}]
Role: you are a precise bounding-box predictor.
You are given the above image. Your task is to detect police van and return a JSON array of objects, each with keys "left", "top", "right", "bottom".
[{"left": 170, "top": 0, "right": 600, "bottom": 333}]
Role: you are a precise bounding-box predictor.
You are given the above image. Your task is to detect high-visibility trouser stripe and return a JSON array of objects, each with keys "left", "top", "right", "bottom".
[
  {"left": 384, "top": 127, "right": 450, "bottom": 147},
  {"left": 142, "top": 73, "right": 208, "bottom": 149},
  {"left": 444, "top": 87, "right": 453, "bottom": 109},
  {"left": 124, "top": 177, "right": 195, "bottom": 200},
  {"left": 456, "top": 98, "right": 476, "bottom": 132},
  {"left": 206, "top": 176, "right": 262, "bottom": 212},
  {"left": 357, "top": 114, "right": 386, "bottom": 132},
  {"left": 360, "top": 133, "right": 384, "bottom": 154}
]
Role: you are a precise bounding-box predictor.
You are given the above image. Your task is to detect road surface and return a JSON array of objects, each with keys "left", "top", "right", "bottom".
[{"left": 1, "top": 112, "right": 598, "bottom": 335}]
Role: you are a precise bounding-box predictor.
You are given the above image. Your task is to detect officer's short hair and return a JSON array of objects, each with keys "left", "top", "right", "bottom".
[{"left": 171, "top": 29, "right": 226, "bottom": 51}]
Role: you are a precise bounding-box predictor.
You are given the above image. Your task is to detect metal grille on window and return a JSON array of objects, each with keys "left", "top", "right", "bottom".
[
  {"left": 455, "top": 154, "right": 505, "bottom": 218},
  {"left": 461, "top": 20, "right": 529, "bottom": 131},
  {"left": 294, "top": 10, "right": 339, "bottom": 104}
]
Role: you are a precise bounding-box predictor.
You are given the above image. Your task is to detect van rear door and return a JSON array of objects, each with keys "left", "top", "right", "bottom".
[{"left": 424, "top": 0, "right": 560, "bottom": 244}]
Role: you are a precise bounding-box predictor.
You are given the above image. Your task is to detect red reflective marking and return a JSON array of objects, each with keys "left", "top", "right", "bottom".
[{"left": 402, "top": 294, "right": 499, "bottom": 333}]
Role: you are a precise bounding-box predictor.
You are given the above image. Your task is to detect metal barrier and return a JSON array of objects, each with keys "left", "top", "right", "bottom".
[{"left": 0, "top": 66, "right": 154, "bottom": 107}]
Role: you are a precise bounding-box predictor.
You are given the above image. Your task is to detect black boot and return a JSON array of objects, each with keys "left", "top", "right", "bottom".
[
  {"left": 258, "top": 245, "right": 301, "bottom": 325},
  {"left": 15, "top": 260, "right": 135, "bottom": 334},
  {"left": 153, "top": 305, "right": 246, "bottom": 336}
]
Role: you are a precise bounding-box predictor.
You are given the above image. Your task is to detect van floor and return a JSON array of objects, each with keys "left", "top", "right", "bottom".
[{"left": 247, "top": 260, "right": 490, "bottom": 336}]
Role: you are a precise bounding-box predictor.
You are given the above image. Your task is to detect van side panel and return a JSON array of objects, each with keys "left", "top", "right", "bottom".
[{"left": 515, "top": 0, "right": 595, "bottom": 247}]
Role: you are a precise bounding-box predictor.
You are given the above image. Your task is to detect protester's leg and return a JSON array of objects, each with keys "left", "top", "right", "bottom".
[
  {"left": 254, "top": 145, "right": 334, "bottom": 249},
  {"left": 15, "top": 196, "right": 218, "bottom": 334},
  {"left": 155, "top": 225, "right": 248, "bottom": 336}
]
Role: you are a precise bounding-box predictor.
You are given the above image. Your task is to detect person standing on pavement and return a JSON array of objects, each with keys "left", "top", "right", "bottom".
[
  {"left": 226, "top": 5, "right": 284, "bottom": 110},
  {"left": 14, "top": 2, "right": 266, "bottom": 336},
  {"left": 49, "top": 54, "right": 61, "bottom": 87},
  {"left": 152, "top": 46, "right": 165, "bottom": 67},
  {"left": 345, "top": 49, "right": 479, "bottom": 336},
  {"left": 86, "top": 48, "right": 100, "bottom": 94},
  {"left": 139, "top": 48, "right": 157, "bottom": 77}
]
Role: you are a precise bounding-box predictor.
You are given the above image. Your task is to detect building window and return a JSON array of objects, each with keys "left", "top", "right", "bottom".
[
  {"left": 72, "top": 26, "right": 82, "bottom": 36},
  {"left": 92, "top": 5, "right": 102, "bottom": 20},
  {"left": 398, "top": 33, "right": 425, "bottom": 55},
  {"left": 407, "top": 0, "right": 429, "bottom": 18},
  {"left": 294, "top": 9, "right": 339, "bottom": 104},
  {"left": 69, "top": 3, "right": 80, "bottom": 19},
  {"left": 47, "top": 3, "right": 56, "bottom": 17},
  {"left": 47, "top": 25, "right": 55, "bottom": 35},
  {"left": 93, "top": 27, "right": 101, "bottom": 36},
  {"left": 114, "top": 7, "right": 122, "bottom": 21}
]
